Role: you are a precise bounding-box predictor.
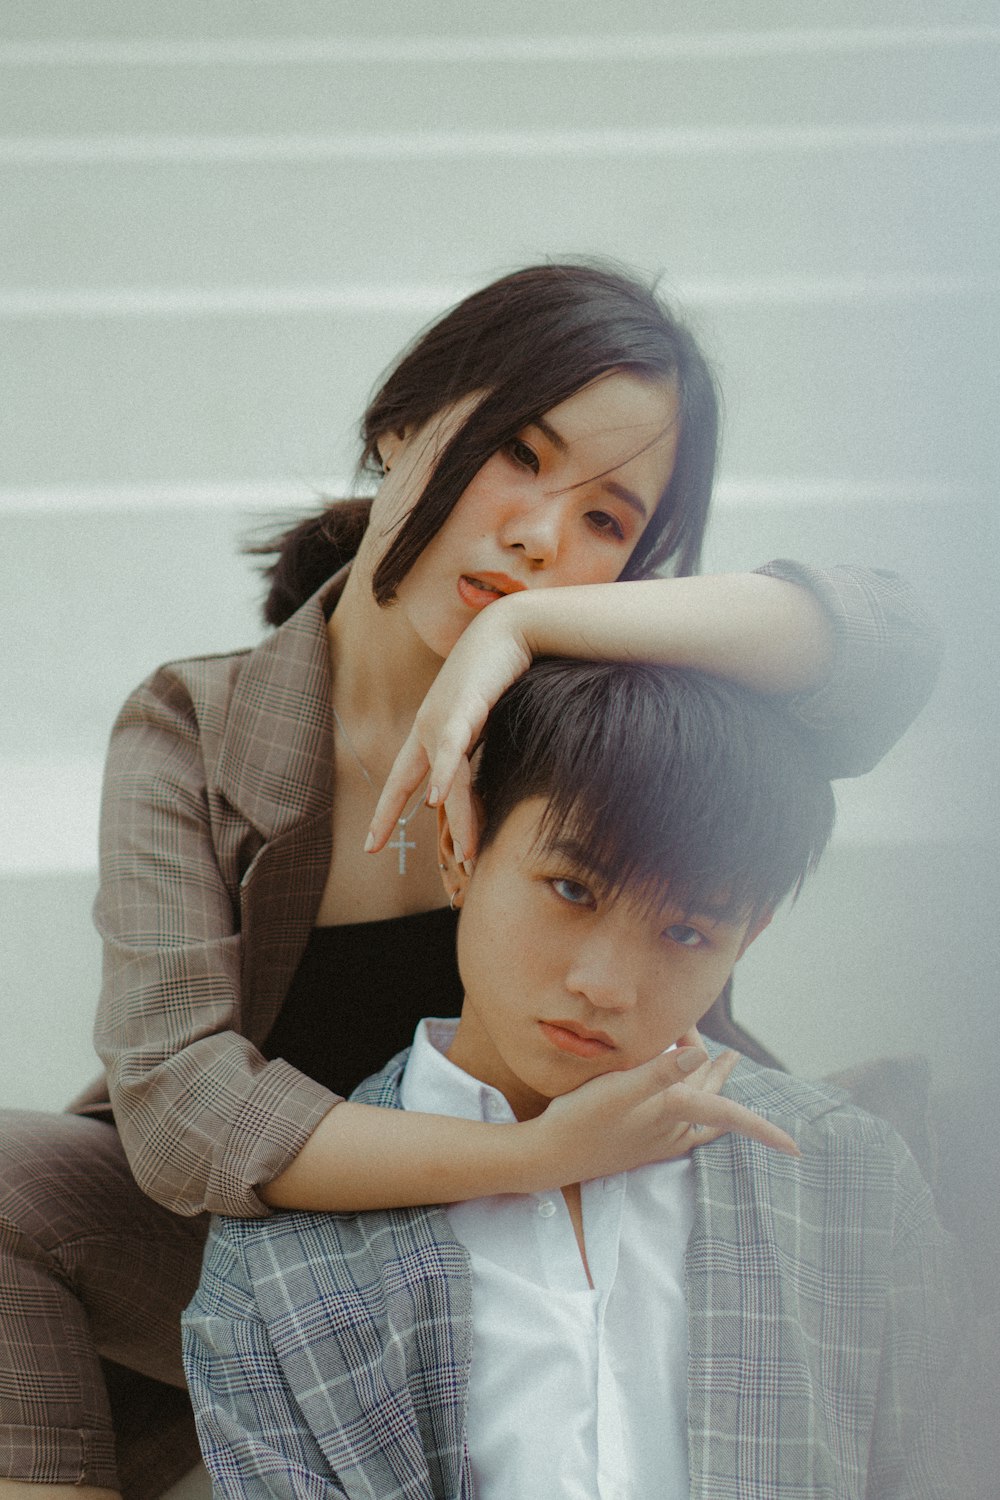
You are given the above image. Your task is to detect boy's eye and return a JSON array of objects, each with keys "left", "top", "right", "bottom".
[
  {"left": 664, "top": 923, "right": 705, "bottom": 949},
  {"left": 551, "top": 876, "right": 595, "bottom": 908},
  {"left": 507, "top": 438, "right": 540, "bottom": 473},
  {"left": 586, "top": 509, "right": 626, "bottom": 542}
]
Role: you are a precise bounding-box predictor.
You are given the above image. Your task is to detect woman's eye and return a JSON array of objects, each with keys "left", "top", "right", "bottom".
[
  {"left": 664, "top": 923, "right": 705, "bottom": 949},
  {"left": 507, "top": 438, "right": 540, "bottom": 473},
  {"left": 587, "top": 510, "right": 626, "bottom": 541},
  {"left": 551, "top": 877, "right": 594, "bottom": 908}
]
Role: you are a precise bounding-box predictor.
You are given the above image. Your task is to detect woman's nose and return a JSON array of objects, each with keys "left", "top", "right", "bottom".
[{"left": 500, "top": 495, "right": 564, "bottom": 567}]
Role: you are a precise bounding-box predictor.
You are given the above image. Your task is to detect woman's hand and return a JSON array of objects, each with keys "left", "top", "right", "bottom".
[
  {"left": 534, "top": 1032, "right": 799, "bottom": 1183},
  {"left": 366, "top": 601, "right": 532, "bottom": 865}
]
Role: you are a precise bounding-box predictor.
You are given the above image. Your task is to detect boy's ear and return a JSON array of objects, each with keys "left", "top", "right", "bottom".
[
  {"left": 737, "top": 910, "right": 773, "bottom": 958},
  {"left": 436, "top": 798, "right": 485, "bottom": 909}
]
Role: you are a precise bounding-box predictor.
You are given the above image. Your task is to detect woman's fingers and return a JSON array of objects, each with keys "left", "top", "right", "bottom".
[
  {"left": 544, "top": 1048, "right": 800, "bottom": 1182},
  {"left": 640, "top": 1047, "right": 800, "bottom": 1156},
  {"left": 441, "top": 759, "right": 478, "bottom": 871},
  {"left": 366, "top": 607, "right": 533, "bottom": 854},
  {"left": 670, "top": 1085, "right": 800, "bottom": 1156},
  {"left": 366, "top": 719, "right": 477, "bottom": 854},
  {"left": 366, "top": 733, "right": 429, "bottom": 852}
]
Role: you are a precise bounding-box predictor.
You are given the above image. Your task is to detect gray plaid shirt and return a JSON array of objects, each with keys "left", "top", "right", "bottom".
[{"left": 183, "top": 1053, "right": 963, "bottom": 1499}]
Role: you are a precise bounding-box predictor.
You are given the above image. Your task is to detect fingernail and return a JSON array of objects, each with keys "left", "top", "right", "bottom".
[
  {"left": 363, "top": 832, "right": 375, "bottom": 853},
  {"left": 426, "top": 785, "right": 439, "bottom": 807},
  {"left": 676, "top": 1047, "right": 709, "bottom": 1074}
]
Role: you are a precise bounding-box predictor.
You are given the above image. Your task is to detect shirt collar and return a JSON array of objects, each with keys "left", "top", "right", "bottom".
[{"left": 400, "top": 1018, "right": 518, "bottom": 1125}]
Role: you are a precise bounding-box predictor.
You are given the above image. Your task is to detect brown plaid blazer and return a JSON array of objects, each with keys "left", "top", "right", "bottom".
[{"left": 73, "top": 560, "right": 941, "bottom": 1221}]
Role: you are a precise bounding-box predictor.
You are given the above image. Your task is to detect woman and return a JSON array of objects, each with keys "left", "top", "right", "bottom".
[{"left": 0, "top": 263, "right": 939, "bottom": 1499}]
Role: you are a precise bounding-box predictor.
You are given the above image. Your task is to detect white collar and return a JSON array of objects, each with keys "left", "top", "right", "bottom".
[{"left": 399, "top": 1017, "right": 519, "bottom": 1125}]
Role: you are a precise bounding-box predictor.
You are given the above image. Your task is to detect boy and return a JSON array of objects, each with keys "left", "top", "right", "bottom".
[{"left": 182, "top": 661, "right": 961, "bottom": 1499}]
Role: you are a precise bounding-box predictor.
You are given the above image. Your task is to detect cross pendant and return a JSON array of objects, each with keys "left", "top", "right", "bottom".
[{"left": 388, "top": 820, "right": 416, "bottom": 875}]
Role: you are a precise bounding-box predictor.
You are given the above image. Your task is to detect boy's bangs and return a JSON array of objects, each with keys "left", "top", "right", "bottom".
[{"left": 476, "top": 660, "right": 836, "bottom": 927}]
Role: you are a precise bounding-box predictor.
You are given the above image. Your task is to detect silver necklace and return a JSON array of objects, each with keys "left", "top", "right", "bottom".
[{"left": 332, "top": 703, "right": 426, "bottom": 875}]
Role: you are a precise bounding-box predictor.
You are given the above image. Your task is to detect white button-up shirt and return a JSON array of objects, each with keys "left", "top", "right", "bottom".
[{"left": 400, "top": 1018, "right": 694, "bottom": 1500}]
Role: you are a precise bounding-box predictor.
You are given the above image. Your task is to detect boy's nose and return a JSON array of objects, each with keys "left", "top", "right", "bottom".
[{"left": 565, "top": 943, "right": 638, "bottom": 1013}]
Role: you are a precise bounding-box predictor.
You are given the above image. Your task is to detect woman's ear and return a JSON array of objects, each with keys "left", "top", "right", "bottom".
[
  {"left": 437, "top": 800, "right": 484, "bottom": 909},
  {"left": 375, "top": 427, "right": 407, "bottom": 474}
]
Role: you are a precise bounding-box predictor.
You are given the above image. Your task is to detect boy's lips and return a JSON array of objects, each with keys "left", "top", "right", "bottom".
[
  {"left": 457, "top": 572, "right": 527, "bottom": 611},
  {"left": 538, "top": 1019, "right": 616, "bottom": 1059}
]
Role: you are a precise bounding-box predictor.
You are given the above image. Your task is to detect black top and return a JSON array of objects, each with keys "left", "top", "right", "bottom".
[{"left": 262, "top": 906, "right": 464, "bottom": 1098}]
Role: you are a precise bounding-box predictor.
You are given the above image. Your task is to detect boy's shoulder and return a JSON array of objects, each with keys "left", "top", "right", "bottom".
[
  {"left": 719, "top": 1050, "right": 939, "bottom": 1212},
  {"left": 724, "top": 1051, "right": 881, "bottom": 1136}
]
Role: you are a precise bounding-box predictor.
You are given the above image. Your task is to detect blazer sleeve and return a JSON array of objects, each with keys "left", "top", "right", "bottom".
[
  {"left": 755, "top": 561, "right": 943, "bottom": 778},
  {"left": 92, "top": 667, "right": 338, "bottom": 1219},
  {"left": 183, "top": 1224, "right": 349, "bottom": 1499}
]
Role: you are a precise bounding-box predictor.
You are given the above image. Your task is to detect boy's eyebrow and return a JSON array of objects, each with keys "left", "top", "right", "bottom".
[
  {"left": 530, "top": 416, "right": 651, "bottom": 521},
  {"left": 544, "top": 834, "right": 741, "bottom": 927},
  {"left": 543, "top": 834, "right": 613, "bottom": 887}
]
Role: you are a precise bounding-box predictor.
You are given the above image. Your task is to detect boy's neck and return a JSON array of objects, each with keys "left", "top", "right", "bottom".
[{"left": 445, "top": 1012, "right": 550, "bottom": 1124}]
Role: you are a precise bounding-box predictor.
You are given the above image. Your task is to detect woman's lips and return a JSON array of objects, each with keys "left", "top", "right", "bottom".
[
  {"left": 457, "top": 573, "right": 526, "bottom": 611},
  {"left": 538, "top": 1020, "right": 616, "bottom": 1059}
]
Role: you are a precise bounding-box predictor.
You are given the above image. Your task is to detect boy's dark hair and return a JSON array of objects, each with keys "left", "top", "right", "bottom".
[
  {"left": 475, "top": 660, "right": 836, "bottom": 927},
  {"left": 252, "top": 261, "right": 719, "bottom": 625}
]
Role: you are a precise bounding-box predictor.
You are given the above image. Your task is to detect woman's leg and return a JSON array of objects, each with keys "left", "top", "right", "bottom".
[{"left": 0, "top": 1111, "right": 208, "bottom": 1498}]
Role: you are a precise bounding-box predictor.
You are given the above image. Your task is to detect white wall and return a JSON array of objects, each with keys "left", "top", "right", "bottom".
[{"left": 3, "top": 1, "right": 998, "bottom": 1115}]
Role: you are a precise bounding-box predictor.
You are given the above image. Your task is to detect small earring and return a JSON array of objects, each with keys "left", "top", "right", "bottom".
[{"left": 438, "top": 862, "right": 448, "bottom": 872}]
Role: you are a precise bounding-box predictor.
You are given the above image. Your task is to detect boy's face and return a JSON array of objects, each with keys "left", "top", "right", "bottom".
[{"left": 443, "top": 798, "right": 766, "bottom": 1122}]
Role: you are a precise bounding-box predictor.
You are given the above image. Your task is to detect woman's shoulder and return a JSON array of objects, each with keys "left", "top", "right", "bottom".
[
  {"left": 111, "top": 646, "right": 255, "bottom": 767},
  {"left": 116, "top": 577, "right": 337, "bottom": 747}
]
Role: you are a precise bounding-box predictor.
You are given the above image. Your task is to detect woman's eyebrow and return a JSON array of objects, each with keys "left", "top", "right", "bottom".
[
  {"left": 532, "top": 414, "right": 568, "bottom": 452},
  {"left": 602, "top": 478, "right": 650, "bottom": 522},
  {"left": 531, "top": 415, "right": 650, "bottom": 521}
]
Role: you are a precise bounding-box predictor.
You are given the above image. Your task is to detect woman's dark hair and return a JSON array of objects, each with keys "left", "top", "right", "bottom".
[
  {"left": 254, "top": 261, "right": 720, "bottom": 626},
  {"left": 475, "top": 659, "right": 836, "bottom": 929}
]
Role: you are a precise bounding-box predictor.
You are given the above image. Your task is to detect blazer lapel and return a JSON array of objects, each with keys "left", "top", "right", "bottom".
[
  {"left": 213, "top": 573, "right": 345, "bottom": 1039},
  {"left": 686, "top": 1136, "right": 790, "bottom": 1498},
  {"left": 686, "top": 1065, "right": 860, "bottom": 1499}
]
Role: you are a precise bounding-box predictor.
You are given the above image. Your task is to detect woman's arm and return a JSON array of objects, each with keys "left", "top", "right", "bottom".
[
  {"left": 93, "top": 662, "right": 338, "bottom": 1219},
  {"left": 261, "top": 1046, "right": 797, "bottom": 1213},
  {"left": 505, "top": 570, "right": 837, "bottom": 693},
  {"left": 368, "top": 565, "right": 941, "bottom": 861}
]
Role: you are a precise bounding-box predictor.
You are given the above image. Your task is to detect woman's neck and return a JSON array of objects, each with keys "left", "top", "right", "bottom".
[{"left": 326, "top": 538, "right": 441, "bottom": 765}]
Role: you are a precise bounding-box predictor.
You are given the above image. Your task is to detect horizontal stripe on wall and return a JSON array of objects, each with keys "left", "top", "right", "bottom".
[
  {"left": 0, "top": 479, "right": 983, "bottom": 515},
  {"left": 1, "top": 27, "right": 998, "bottom": 65},
  {"left": 1, "top": 276, "right": 997, "bottom": 320},
  {"left": 2, "top": 122, "right": 998, "bottom": 162}
]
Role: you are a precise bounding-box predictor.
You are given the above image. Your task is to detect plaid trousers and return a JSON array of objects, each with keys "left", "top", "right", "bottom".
[{"left": 0, "top": 1108, "right": 207, "bottom": 1496}]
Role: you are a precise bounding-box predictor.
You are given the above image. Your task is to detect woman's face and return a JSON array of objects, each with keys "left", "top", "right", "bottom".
[{"left": 374, "top": 371, "right": 681, "bottom": 658}]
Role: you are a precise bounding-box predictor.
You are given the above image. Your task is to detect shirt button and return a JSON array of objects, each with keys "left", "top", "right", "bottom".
[{"left": 537, "top": 1199, "right": 557, "bottom": 1218}]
